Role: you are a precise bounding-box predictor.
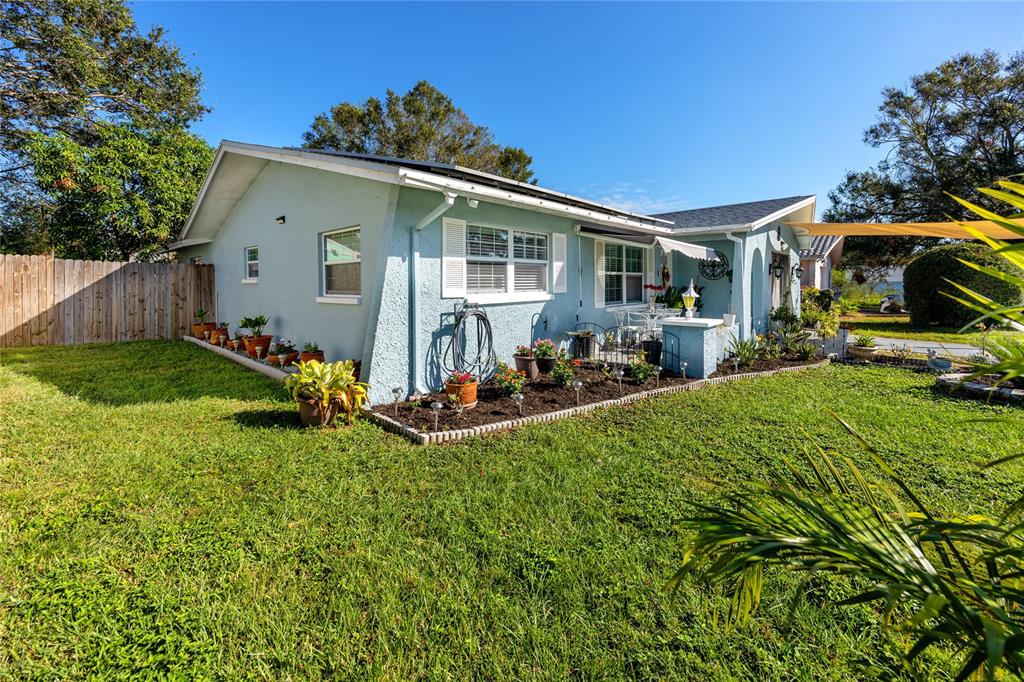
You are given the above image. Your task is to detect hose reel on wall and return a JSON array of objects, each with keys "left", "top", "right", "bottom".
[{"left": 441, "top": 302, "right": 497, "bottom": 382}]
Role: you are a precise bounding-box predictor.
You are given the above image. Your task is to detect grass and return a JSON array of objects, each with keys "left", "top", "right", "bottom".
[
  {"left": 1, "top": 341, "right": 1022, "bottom": 679},
  {"left": 841, "top": 313, "right": 1020, "bottom": 347}
]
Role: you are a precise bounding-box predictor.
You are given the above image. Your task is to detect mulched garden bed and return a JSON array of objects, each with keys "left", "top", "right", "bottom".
[
  {"left": 374, "top": 357, "right": 823, "bottom": 433},
  {"left": 378, "top": 366, "right": 691, "bottom": 432},
  {"left": 709, "top": 357, "right": 817, "bottom": 378}
]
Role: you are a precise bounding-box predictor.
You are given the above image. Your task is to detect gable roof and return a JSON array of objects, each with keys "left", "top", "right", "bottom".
[
  {"left": 654, "top": 195, "right": 815, "bottom": 231},
  {"left": 799, "top": 235, "right": 843, "bottom": 260},
  {"left": 172, "top": 141, "right": 679, "bottom": 247}
]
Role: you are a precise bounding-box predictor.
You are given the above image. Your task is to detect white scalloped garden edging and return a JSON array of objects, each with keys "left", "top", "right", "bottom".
[{"left": 365, "top": 359, "right": 831, "bottom": 446}]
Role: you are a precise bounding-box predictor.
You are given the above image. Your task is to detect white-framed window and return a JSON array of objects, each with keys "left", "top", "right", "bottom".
[
  {"left": 321, "top": 227, "right": 361, "bottom": 298},
  {"left": 243, "top": 246, "right": 259, "bottom": 282},
  {"left": 603, "top": 242, "right": 644, "bottom": 306},
  {"left": 465, "top": 224, "right": 548, "bottom": 295}
]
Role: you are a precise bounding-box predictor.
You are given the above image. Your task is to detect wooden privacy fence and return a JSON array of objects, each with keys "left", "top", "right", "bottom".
[{"left": 0, "top": 254, "right": 215, "bottom": 347}]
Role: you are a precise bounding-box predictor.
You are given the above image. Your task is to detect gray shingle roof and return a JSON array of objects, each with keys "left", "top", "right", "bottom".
[
  {"left": 653, "top": 195, "right": 814, "bottom": 230},
  {"left": 799, "top": 235, "right": 842, "bottom": 259}
]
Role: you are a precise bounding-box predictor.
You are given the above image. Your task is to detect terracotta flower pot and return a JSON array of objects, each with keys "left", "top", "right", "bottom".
[
  {"left": 298, "top": 399, "right": 341, "bottom": 428},
  {"left": 242, "top": 335, "right": 274, "bottom": 358},
  {"left": 192, "top": 322, "right": 217, "bottom": 339},
  {"left": 535, "top": 357, "right": 556, "bottom": 374},
  {"left": 514, "top": 355, "right": 538, "bottom": 380},
  {"left": 267, "top": 351, "right": 299, "bottom": 367},
  {"left": 299, "top": 351, "right": 325, "bottom": 363},
  {"left": 209, "top": 327, "right": 229, "bottom": 345},
  {"left": 444, "top": 380, "right": 478, "bottom": 407}
]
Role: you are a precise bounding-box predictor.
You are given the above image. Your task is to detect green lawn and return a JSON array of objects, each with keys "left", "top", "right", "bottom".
[
  {"left": 1, "top": 341, "right": 1022, "bottom": 679},
  {"left": 842, "top": 313, "right": 1019, "bottom": 347}
]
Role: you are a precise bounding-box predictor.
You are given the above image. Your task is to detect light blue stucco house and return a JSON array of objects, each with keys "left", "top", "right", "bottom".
[{"left": 169, "top": 141, "right": 817, "bottom": 404}]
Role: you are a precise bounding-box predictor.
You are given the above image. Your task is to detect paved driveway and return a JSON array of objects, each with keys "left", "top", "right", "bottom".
[{"left": 871, "top": 336, "right": 982, "bottom": 359}]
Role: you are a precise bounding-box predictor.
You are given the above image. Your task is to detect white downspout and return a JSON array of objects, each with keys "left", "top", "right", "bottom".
[
  {"left": 725, "top": 231, "right": 746, "bottom": 339},
  {"left": 409, "top": 192, "right": 457, "bottom": 395}
]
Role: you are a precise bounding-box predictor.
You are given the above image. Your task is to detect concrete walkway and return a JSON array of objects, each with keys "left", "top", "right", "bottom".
[{"left": 871, "top": 336, "right": 983, "bottom": 359}]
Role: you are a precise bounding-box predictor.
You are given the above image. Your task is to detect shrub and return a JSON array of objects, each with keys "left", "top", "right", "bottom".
[
  {"left": 629, "top": 355, "right": 656, "bottom": 383},
  {"left": 852, "top": 334, "right": 875, "bottom": 348},
  {"left": 728, "top": 335, "right": 759, "bottom": 368},
  {"left": 904, "top": 242, "right": 1024, "bottom": 327},
  {"left": 769, "top": 305, "right": 798, "bottom": 326},
  {"left": 494, "top": 362, "right": 527, "bottom": 396},
  {"left": 790, "top": 340, "right": 820, "bottom": 361},
  {"left": 551, "top": 355, "right": 576, "bottom": 387},
  {"left": 817, "top": 309, "right": 840, "bottom": 339}
]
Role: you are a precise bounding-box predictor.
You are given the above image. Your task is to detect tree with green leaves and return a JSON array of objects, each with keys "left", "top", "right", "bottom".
[
  {"left": 302, "top": 80, "right": 536, "bottom": 184},
  {"left": 825, "top": 51, "right": 1024, "bottom": 268},
  {"left": 675, "top": 182, "right": 1024, "bottom": 679},
  {"left": 25, "top": 123, "right": 213, "bottom": 261},
  {"left": 0, "top": 0, "right": 210, "bottom": 259}
]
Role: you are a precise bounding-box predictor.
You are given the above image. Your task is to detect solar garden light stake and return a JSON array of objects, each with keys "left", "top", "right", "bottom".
[
  {"left": 204, "top": 330, "right": 211, "bottom": 342},
  {"left": 572, "top": 379, "right": 583, "bottom": 405},
  {"left": 681, "top": 361, "right": 688, "bottom": 379},
  {"left": 616, "top": 368, "right": 624, "bottom": 394},
  {"left": 513, "top": 392, "right": 524, "bottom": 416},
  {"left": 430, "top": 401, "right": 443, "bottom": 431},
  {"left": 255, "top": 345, "right": 264, "bottom": 361},
  {"left": 654, "top": 365, "right": 662, "bottom": 387},
  {"left": 391, "top": 387, "right": 402, "bottom": 417}
]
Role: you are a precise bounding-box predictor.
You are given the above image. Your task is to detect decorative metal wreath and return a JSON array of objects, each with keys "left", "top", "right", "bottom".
[{"left": 699, "top": 250, "right": 730, "bottom": 280}]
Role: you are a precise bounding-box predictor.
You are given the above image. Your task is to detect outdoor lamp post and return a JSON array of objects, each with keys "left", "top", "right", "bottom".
[
  {"left": 572, "top": 379, "right": 583, "bottom": 405},
  {"left": 682, "top": 279, "right": 700, "bottom": 319},
  {"left": 391, "top": 387, "right": 403, "bottom": 416},
  {"left": 430, "top": 401, "right": 443, "bottom": 431},
  {"left": 513, "top": 392, "right": 524, "bottom": 416}
]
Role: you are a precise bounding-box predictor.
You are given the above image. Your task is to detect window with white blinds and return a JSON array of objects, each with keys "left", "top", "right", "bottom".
[
  {"left": 603, "top": 243, "right": 645, "bottom": 306},
  {"left": 465, "top": 225, "right": 548, "bottom": 295}
]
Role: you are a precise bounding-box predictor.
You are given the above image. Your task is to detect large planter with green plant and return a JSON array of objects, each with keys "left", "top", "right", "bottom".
[
  {"left": 239, "top": 315, "right": 272, "bottom": 359},
  {"left": 641, "top": 339, "right": 662, "bottom": 366},
  {"left": 192, "top": 308, "right": 217, "bottom": 339},
  {"left": 284, "top": 359, "right": 368, "bottom": 428},
  {"left": 532, "top": 338, "right": 557, "bottom": 373},
  {"left": 848, "top": 334, "right": 877, "bottom": 360}
]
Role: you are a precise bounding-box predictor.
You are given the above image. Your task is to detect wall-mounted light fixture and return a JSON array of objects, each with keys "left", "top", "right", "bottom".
[
  {"left": 770, "top": 261, "right": 785, "bottom": 278},
  {"left": 275, "top": 215, "right": 286, "bottom": 225},
  {"left": 792, "top": 264, "right": 804, "bottom": 279}
]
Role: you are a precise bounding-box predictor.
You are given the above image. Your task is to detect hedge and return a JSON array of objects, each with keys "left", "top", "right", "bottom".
[{"left": 904, "top": 242, "right": 1024, "bottom": 327}]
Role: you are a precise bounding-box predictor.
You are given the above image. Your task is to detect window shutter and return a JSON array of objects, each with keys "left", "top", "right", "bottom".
[
  {"left": 442, "top": 217, "right": 467, "bottom": 298},
  {"left": 552, "top": 232, "right": 567, "bottom": 293},
  {"left": 594, "top": 239, "right": 605, "bottom": 308}
]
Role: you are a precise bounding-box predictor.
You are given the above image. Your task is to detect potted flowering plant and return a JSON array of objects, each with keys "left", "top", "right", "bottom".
[
  {"left": 513, "top": 344, "right": 538, "bottom": 379},
  {"left": 240, "top": 315, "right": 272, "bottom": 359},
  {"left": 494, "top": 362, "right": 528, "bottom": 396},
  {"left": 532, "top": 338, "right": 557, "bottom": 374},
  {"left": 300, "top": 341, "right": 325, "bottom": 363},
  {"left": 267, "top": 339, "right": 299, "bottom": 367},
  {"left": 444, "top": 371, "right": 478, "bottom": 407}
]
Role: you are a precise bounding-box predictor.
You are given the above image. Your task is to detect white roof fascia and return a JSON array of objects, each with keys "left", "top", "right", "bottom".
[
  {"left": 749, "top": 195, "right": 817, "bottom": 230},
  {"left": 177, "top": 145, "right": 227, "bottom": 241}
]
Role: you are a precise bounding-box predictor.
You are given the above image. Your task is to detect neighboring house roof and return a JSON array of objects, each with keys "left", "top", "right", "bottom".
[
  {"left": 654, "top": 195, "right": 815, "bottom": 231},
  {"left": 799, "top": 235, "right": 843, "bottom": 260}
]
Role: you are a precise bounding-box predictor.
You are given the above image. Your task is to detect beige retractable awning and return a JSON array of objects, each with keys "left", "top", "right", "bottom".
[
  {"left": 654, "top": 236, "right": 718, "bottom": 261},
  {"left": 787, "top": 219, "right": 1024, "bottom": 241}
]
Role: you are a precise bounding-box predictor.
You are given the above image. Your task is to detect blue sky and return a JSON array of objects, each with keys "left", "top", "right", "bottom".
[{"left": 130, "top": 1, "right": 1022, "bottom": 217}]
